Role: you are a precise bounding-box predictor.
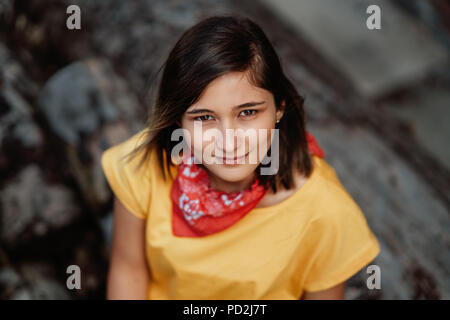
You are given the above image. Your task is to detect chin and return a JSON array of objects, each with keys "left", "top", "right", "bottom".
[{"left": 205, "top": 163, "right": 257, "bottom": 184}]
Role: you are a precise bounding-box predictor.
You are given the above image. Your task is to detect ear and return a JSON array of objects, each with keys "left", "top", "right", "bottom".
[
  {"left": 276, "top": 100, "right": 286, "bottom": 122},
  {"left": 176, "top": 120, "right": 182, "bottom": 127}
]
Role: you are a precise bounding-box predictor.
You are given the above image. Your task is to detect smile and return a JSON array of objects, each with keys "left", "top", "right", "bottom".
[{"left": 216, "top": 152, "right": 249, "bottom": 164}]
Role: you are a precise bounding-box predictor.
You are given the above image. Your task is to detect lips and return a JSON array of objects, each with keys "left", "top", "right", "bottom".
[{"left": 216, "top": 152, "right": 249, "bottom": 163}]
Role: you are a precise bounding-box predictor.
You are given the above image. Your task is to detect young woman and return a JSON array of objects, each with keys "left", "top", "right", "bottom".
[{"left": 101, "top": 15, "right": 380, "bottom": 300}]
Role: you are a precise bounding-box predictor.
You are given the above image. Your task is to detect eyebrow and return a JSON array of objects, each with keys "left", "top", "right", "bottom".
[{"left": 185, "top": 101, "right": 265, "bottom": 115}]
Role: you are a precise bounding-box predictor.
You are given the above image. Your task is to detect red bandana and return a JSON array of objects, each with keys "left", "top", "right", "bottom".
[{"left": 170, "top": 132, "right": 325, "bottom": 237}]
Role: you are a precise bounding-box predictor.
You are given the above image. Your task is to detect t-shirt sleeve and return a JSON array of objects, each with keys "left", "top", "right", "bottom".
[
  {"left": 100, "top": 133, "right": 152, "bottom": 220},
  {"left": 303, "top": 195, "right": 380, "bottom": 292}
]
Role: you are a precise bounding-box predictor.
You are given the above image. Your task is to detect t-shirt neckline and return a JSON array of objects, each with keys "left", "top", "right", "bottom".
[{"left": 250, "top": 155, "right": 321, "bottom": 213}]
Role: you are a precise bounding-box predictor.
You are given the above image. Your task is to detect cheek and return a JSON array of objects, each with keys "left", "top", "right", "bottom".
[
  {"left": 180, "top": 126, "right": 197, "bottom": 153},
  {"left": 182, "top": 126, "right": 213, "bottom": 157},
  {"left": 252, "top": 119, "right": 276, "bottom": 156}
]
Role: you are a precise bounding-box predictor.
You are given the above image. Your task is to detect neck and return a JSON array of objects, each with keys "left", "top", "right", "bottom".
[{"left": 207, "top": 171, "right": 255, "bottom": 193}]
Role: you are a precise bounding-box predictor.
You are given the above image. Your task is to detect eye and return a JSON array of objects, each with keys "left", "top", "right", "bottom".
[
  {"left": 239, "top": 109, "right": 258, "bottom": 118},
  {"left": 194, "top": 115, "right": 214, "bottom": 122}
]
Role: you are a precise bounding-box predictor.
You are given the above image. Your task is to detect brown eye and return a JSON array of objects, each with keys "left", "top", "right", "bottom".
[
  {"left": 194, "top": 115, "right": 214, "bottom": 121},
  {"left": 239, "top": 109, "right": 258, "bottom": 118}
]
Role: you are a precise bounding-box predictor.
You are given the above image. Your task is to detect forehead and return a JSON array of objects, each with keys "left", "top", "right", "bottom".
[{"left": 187, "top": 72, "right": 269, "bottom": 111}]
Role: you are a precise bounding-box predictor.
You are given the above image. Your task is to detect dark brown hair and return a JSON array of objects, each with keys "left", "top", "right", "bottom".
[{"left": 124, "top": 15, "right": 312, "bottom": 193}]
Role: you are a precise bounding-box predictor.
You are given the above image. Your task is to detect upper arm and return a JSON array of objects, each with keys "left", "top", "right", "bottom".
[
  {"left": 302, "top": 198, "right": 380, "bottom": 293},
  {"left": 109, "top": 196, "right": 148, "bottom": 269},
  {"left": 106, "top": 197, "right": 149, "bottom": 299},
  {"left": 101, "top": 133, "right": 153, "bottom": 299},
  {"left": 301, "top": 282, "right": 346, "bottom": 300}
]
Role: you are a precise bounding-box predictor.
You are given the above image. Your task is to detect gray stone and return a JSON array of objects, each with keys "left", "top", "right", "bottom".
[
  {"left": 1, "top": 263, "right": 71, "bottom": 300},
  {"left": 0, "top": 165, "right": 81, "bottom": 244},
  {"left": 38, "top": 59, "right": 142, "bottom": 145},
  {"left": 259, "top": 0, "right": 449, "bottom": 99},
  {"left": 0, "top": 267, "right": 22, "bottom": 298},
  {"left": 15, "top": 263, "right": 71, "bottom": 300},
  {"left": 38, "top": 60, "right": 115, "bottom": 145},
  {"left": 0, "top": 44, "right": 40, "bottom": 99},
  {"left": 0, "top": 85, "right": 43, "bottom": 148},
  {"left": 37, "top": 58, "right": 147, "bottom": 210},
  {"left": 0, "top": 44, "right": 43, "bottom": 149},
  {"left": 0, "top": 0, "right": 13, "bottom": 21},
  {"left": 378, "top": 81, "right": 450, "bottom": 171}
]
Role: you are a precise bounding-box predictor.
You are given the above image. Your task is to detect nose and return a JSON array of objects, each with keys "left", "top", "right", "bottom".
[{"left": 215, "top": 123, "right": 244, "bottom": 157}]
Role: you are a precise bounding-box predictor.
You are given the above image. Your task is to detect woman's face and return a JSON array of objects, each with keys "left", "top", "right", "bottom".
[{"left": 180, "top": 71, "right": 284, "bottom": 189}]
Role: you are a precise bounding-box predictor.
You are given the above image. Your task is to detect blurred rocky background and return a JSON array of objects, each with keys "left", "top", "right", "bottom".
[{"left": 0, "top": 0, "right": 448, "bottom": 299}]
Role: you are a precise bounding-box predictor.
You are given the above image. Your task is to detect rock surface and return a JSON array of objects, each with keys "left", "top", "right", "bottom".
[{"left": 0, "top": 0, "right": 448, "bottom": 300}]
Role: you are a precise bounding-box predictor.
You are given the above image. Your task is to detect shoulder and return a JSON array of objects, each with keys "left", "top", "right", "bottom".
[
  {"left": 308, "top": 156, "right": 369, "bottom": 226},
  {"left": 101, "top": 130, "right": 154, "bottom": 178},
  {"left": 304, "top": 157, "right": 380, "bottom": 262},
  {"left": 100, "top": 129, "right": 156, "bottom": 219},
  {"left": 301, "top": 158, "right": 380, "bottom": 292},
  {"left": 101, "top": 129, "right": 150, "bottom": 166}
]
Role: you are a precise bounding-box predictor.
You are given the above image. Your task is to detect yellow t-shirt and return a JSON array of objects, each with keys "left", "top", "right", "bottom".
[{"left": 101, "top": 129, "right": 380, "bottom": 299}]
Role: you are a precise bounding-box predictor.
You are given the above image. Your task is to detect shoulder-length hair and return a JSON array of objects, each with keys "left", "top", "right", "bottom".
[{"left": 124, "top": 15, "right": 312, "bottom": 193}]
